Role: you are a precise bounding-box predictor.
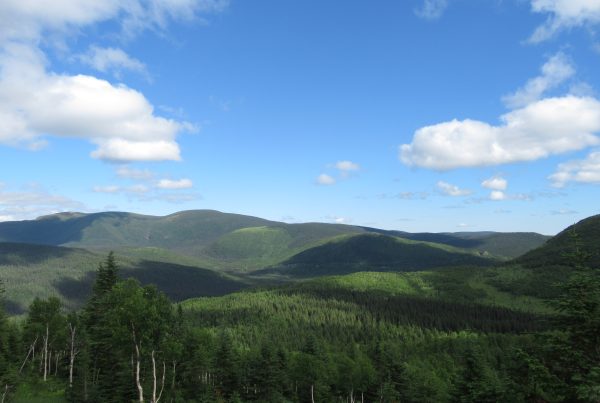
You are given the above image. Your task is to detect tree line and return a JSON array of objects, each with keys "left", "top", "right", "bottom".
[{"left": 0, "top": 236, "right": 598, "bottom": 402}]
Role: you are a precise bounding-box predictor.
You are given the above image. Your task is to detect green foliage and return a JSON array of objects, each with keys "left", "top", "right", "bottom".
[
  {"left": 517, "top": 214, "right": 600, "bottom": 269},
  {"left": 263, "top": 233, "right": 497, "bottom": 277},
  {"left": 0, "top": 243, "right": 247, "bottom": 314},
  {"left": 2, "top": 216, "right": 599, "bottom": 402}
]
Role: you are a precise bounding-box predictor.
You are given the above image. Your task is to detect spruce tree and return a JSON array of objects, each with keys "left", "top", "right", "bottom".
[{"left": 549, "top": 230, "right": 600, "bottom": 401}]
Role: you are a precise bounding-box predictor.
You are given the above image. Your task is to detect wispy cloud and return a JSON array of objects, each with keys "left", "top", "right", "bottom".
[
  {"left": 116, "top": 166, "right": 155, "bottom": 180},
  {"left": 549, "top": 150, "right": 600, "bottom": 187},
  {"left": 156, "top": 178, "right": 194, "bottom": 189},
  {"left": 414, "top": 0, "right": 448, "bottom": 20},
  {"left": 436, "top": 181, "right": 472, "bottom": 196},
  {"left": 502, "top": 53, "right": 574, "bottom": 108},
  {"left": 0, "top": 184, "right": 85, "bottom": 221},
  {"left": 77, "top": 46, "right": 149, "bottom": 80},
  {"left": 529, "top": 0, "right": 600, "bottom": 43},
  {"left": 481, "top": 176, "right": 507, "bottom": 191},
  {"left": 316, "top": 174, "right": 336, "bottom": 186}
]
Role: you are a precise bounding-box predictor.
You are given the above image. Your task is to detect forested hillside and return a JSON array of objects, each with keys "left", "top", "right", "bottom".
[
  {"left": 1, "top": 242, "right": 598, "bottom": 402},
  {"left": 0, "top": 213, "right": 597, "bottom": 402},
  {"left": 0, "top": 243, "right": 246, "bottom": 315},
  {"left": 0, "top": 210, "right": 548, "bottom": 272}
]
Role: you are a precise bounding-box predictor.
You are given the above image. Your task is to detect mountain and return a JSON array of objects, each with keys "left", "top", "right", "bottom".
[
  {"left": 516, "top": 214, "right": 600, "bottom": 269},
  {"left": 0, "top": 210, "right": 548, "bottom": 267},
  {"left": 0, "top": 242, "right": 246, "bottom": 315},
  {"left": 259, "top": 233, "right": 496, "bottom": 278},
  {"left": 0, "top": 210, "right": 274, "bottom": 252},
  {"left": 363, "top": 228, "right": 550, "bottom": 259}
]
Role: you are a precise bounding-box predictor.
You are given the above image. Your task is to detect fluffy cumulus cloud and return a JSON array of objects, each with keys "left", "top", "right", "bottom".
[
  {"left": 529, "top": 0, "right": 600, "bottom": 43},
  {"left": 414, "top": 0, "right": 448, "bottom": 20},
  {"left": 436, "top": 181, "right": 472, "bottom": 196},
  {"left": 316, "top": 174, "right": 336, "bottom": 186},
  {"left": 400, "top": 54, "right": 600, "bottom": 170},
  {"left": 549, "top": 151, "right": 600, "bottom": 187},
  {"left": 0, "top": 0, "right": 225, "bottom": 162},
  {"left": 481, "top": 176, "right": 508, "bottom": 191}
]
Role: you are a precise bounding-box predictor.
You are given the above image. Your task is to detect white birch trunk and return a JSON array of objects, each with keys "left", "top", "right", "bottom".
[
  {"left": 151, "top": 350, "right": 157, "bottom": 403},
  {"left": 1, "top": 384, "right": 9, "bottom": 403},
  {"left": 132, "top": 324, "right": 144, "bottom": 402},
  {"left": 43, "top": 324, "right": 49, "bottom": 381},
  {"left": 68, "top": 323, "right": 76, "bottom": 388},
  {"left": 156, "top": 360, "right": 166, "bottom": 403},
  {"left": 19, "top": 336, "right": 38, "bottom": 374}
]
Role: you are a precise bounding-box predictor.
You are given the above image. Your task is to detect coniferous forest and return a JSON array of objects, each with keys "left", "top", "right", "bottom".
[{"left": 1, "top": 225, "right": 599, "bottom": 402}]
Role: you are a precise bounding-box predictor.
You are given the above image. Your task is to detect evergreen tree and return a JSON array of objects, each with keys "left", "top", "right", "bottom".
[
  {"left": 548, "top": 230, "right": 600, "bottom": 401},
  {"left": 82, "top": 251, "right": 122, "bottom": 402}
]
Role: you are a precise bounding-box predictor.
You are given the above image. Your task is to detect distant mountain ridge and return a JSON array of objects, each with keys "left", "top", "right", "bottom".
[
  {"left": 0, "top": 210, "right": 549, "bottom": 262},
  {"left": 0, "top": 209, "right": 554, "bottom": 312}
]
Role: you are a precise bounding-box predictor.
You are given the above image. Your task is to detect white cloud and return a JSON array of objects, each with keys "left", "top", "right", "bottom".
[
  {"left": 334, "top": 160, "right": 360, "bottom": 178},
  {"left": 414, "top": 0, "right": 448, "bottom": 20},
  {"left": 316, "top": 174, "right": 336, "bottom": 186},
  {"left": 436, "top": 181, "right": 472, "bottom": 196},
  {"left": 0, "top": 0, "right": 226, "bottom": 162},
  {"left": 77, "top": 46, "right": 148, "bottom": 79},
  {"left": 401, "top": 96, "right": 600, "bottom": 170},
  {"left": 529, "top": 0, "right": 600, "bottom": 43},
  {"left": 401, "top": 54, "right": 600, "bottom": 170},
  {"left": 490, "top": 190, "right": 506, "bottom": 201},
  {"left": 0, "top": 0, "right": 229, "bottom": 45},
  {"left": 0, "top": 184, "right": 85, "bottom": 221},
  {"left": 551, "top": 208, "right": 578, "bottom": 215},
  {"left": 116, "top": 166, "right": 154, "bottom": 180},
  {"left": 156, "top": 178, "right": 193, "bottom": 189},
  {"left": 481, "top": 176, "right": 508, "bottom": 191},
  {"left": 0, "top": 43, "right": 186, "bottom": 161},
  {"left": 93, "top": 185, "right": 121, "bottom": 193},
  {"left": 335, "top": 160, "right": 360, "bottom": 172},
  {"left": 549, "top": 150, "right": 600, "bottom": 187},
  {"left": 502, "top": 53, "right": 574, "bottom": 108},
  {"left": 128, "top": 184, "right": 150, "bottom": 193}
]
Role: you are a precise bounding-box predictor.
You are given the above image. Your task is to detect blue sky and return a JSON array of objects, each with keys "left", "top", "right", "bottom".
[{"left": 1, "top": 0, "right": 600, "bottom": 234}]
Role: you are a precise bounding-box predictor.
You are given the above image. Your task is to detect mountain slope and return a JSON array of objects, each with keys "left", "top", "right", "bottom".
[
  {"left": 365, "top": 228, "right": 550, "bottom": 259},
  {"left": 0, "top": 242, "right": 247, "bottom": 314},
  {"left": 516, "top": 214, "right": 600, "bottom": 268},
  {"left": 259, "top": 233, "right": 497, "bottom": 277},
  {"left": 0, "top": 210, "right": 275, "bottom": 252}
]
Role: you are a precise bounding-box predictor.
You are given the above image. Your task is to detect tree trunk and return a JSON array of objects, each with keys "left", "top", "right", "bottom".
[
  {"left": 55, "top": 350, "right": 59, "bottom": 375},
  {"left": 43, "top": 324, "right": 49, "bottom": 381},
  {"left": 151, "top": 350, "right": 157, "bottom": 403},
  {"left": 156, "top": 360, "right": 166, "bottom": 403},
  {"left": 19, "top": 336, "right": 38, "bottom": 374},
  {"left": 311, "top": 384, "right": 315, "bottom": 403},
  {"left": 171, "top": 361, "right": 176, "bottom": 390},
  {"left": 69, "top": 323, "right": 76, "bottom": 388},
  {"left": 132, "top": 324, "right": 144, "bottom": 402},
  {"left": 1, "top": 384, "right": 9, "bottom": 403}
]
